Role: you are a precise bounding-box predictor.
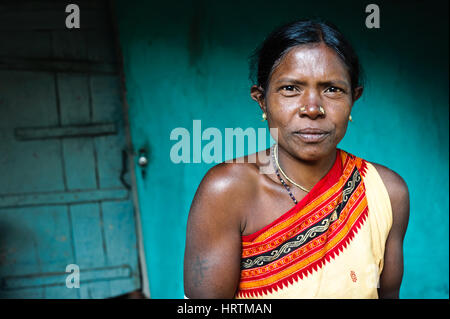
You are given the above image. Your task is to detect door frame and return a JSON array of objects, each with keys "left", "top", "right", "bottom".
[{"left": 109, "top": 0, "right": 150, "bottom": 298}]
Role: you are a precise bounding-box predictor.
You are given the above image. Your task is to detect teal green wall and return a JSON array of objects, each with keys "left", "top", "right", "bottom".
[{"left": 115, "top": 0, "right": 449, "bottom": 298}]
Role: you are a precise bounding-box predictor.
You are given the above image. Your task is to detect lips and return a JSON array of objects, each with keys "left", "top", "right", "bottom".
[{"left": 293, "top": 128, "right": 330, "bottom": 143}]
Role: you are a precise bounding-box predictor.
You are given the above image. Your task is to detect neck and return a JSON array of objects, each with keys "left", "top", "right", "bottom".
[{"left": 276, "top": 145, "right": 337, "bottom": 191}]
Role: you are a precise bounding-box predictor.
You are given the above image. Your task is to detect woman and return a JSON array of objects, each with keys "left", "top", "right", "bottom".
[{"left": 184, "top": 19, "right": 409, "bottom": 299}]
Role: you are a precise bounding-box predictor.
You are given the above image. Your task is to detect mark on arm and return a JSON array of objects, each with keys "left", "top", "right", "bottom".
[{"left": 192, "top": 256, "right": 209, "bottom": 287}]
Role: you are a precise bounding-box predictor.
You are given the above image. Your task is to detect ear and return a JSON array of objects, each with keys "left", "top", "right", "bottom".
[
  {"left": 352, "top": 86, "right": 364, "bottom": 103},
  {"left": 250, "top": 85, "right": 266, "bottom": 113}
]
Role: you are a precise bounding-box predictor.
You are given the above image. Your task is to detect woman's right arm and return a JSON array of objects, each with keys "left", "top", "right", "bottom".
[{"left": 183, "top": 163, "right": 250, "bottom": 298}]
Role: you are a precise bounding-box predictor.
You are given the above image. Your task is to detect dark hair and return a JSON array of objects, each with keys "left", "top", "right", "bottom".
[{"left": 250, "top": 18, "right": 364, "bottom": 95}]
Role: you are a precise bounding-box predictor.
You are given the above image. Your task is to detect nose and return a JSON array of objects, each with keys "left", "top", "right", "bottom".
[
  {"left": 299, "top": 104, "right": 325, "bottom": 119},
  {"left": 298, "top": 89, "right": 324, "bottom": 119}
]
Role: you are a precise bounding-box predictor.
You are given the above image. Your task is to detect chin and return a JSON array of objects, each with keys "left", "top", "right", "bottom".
[{"left": 290, "top": 142, "right": 335, "bottom": 162}]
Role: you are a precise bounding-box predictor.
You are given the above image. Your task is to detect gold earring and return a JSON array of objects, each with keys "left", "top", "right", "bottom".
[
  {"left": 262, "top": 112, "right": 267, "bottom": 121},
  {"left": 349, "top": 115, "right": 353, "bottom": 122},
  {"left": 300, "top": 106, "right": 306, "bottom": 112}
]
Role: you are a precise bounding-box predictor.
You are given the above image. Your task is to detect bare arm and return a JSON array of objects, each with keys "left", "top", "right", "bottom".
[
  {"left": 184, "top": 164, "right": 251, "bottom": 298},
  {"left": 372, "top": 163, "right": 410, "bottom": 299}
]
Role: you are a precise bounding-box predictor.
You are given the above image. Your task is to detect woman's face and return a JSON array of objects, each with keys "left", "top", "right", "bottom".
[{"left": 253, "top": 43, "right": 362, "bottom": 162}]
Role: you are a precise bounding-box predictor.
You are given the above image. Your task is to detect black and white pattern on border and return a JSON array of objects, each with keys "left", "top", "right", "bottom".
[{"left": 241, "top": 167, "right": 361, "bottom": 270}]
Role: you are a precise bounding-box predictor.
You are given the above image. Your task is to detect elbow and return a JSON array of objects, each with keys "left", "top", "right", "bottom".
[{"left": 378, "top": 287, "right": 400, "bottom": 299}]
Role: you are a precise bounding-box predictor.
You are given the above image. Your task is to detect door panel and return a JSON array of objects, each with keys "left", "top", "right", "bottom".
[{"left": 1, "top": 71, "right": 64, "bottom": 194}]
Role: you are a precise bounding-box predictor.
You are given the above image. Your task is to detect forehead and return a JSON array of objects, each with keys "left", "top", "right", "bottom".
[{"left": 270, "top": 43, "right": 350, "bottom": 83}]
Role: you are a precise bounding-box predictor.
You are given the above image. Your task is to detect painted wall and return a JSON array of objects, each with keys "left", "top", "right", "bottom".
[{"left": 115, "top": 0, "right": 449, "bottom": 298}]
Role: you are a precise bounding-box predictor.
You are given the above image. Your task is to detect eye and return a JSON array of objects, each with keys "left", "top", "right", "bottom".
[
  {"left": 325, "top": 86, "right": 344, "bottom": 93},
  {"left": 279, "top": 85, "right": 300, "bottom": 96},
  {"left": 282, "top": 85, "right": 296, "bottom": 91}
]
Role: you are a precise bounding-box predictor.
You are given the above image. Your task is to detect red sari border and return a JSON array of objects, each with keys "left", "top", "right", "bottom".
[
  {"left": 242, "top": 149, "right": 344, "bottom": 243},
  {"left": 236, "top": 149, "right": 370, "bottom": 298}
]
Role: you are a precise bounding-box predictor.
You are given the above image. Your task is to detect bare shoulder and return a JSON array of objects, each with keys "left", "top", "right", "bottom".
[
  {"left": 189, "top": 157, "right": 262, "bottom": 229},
  {"left": 369, "top": 162, "right": 409, "bottom": 203},
  {"left": 195, "top": 150, "right": 270, "bottom": 202},
  {"left": 369, "top": 162, "right": 410, "bottom": 233},
  {"left": 197, "top": 161, "right": 259, "bottom": 202}
]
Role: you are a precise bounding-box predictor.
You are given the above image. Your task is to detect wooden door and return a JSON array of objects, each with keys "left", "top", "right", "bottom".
[{"left": 0, "top": 0, "right": 141, "bottom": 298}]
